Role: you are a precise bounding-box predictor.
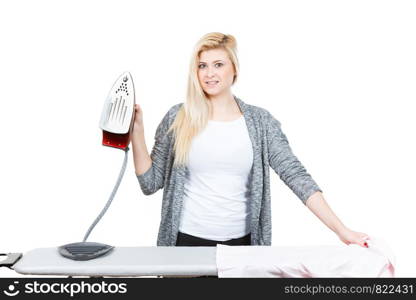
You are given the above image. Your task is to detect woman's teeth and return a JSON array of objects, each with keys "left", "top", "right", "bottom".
[{"left": 206, "top": 81, "right": 219, "bottom": 86}]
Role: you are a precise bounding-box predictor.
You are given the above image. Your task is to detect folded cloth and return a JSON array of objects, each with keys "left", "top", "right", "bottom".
[{"left": 216, "top": 237, "right": 395, "bottom": 278}]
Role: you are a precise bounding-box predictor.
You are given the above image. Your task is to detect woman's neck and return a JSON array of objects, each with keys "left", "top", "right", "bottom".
[{"left": 208, "top": 90, "right": 242, "bottom": 120}]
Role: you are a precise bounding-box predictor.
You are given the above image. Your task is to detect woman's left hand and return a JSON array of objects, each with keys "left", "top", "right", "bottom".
[{"left": 337, "top": 228, "right": 370, "bottom": 248}]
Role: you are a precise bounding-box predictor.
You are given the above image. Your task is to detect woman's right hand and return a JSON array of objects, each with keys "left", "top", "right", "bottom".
[
  {"left": 130, "top": 103, "right": 152, "bottom": 176},
  {"left": 132, "top": 103, "right": 144, "bottom": 135}
]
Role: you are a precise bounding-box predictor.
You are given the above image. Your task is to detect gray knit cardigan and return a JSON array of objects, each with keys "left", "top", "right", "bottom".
[{"left": 136, "top": 96, "right": 322, "bottom": 246}]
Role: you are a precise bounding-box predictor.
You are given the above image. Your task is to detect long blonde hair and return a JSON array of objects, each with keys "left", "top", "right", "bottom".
[{"left": 168, "top": 32, "right": 240, "bottom": 167}]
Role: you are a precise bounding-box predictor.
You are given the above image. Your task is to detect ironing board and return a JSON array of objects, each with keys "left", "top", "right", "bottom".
[
  {"left": 3, "top": 247, "right": 217, "bottom": 277},
  {"left": 2, "top": 240, "right": 395, "bottom": 277}
]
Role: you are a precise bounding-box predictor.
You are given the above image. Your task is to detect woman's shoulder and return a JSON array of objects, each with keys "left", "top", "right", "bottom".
[
  {"left": 245, "top": 103, "right": 282, "bottom": 127},
  {"left": 168, "top": 102, "right": 184, "bottom": 114},
  {"left": 246, "top": 103, "right": 269, "bottom": 116},
  {"left": 157, "top": 102, "right": 183, "bottom": 126}
]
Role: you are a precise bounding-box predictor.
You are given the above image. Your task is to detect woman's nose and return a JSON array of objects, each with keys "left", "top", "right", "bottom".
[{"left": 206, "top": 66, "right": 215, "bottom": 77}]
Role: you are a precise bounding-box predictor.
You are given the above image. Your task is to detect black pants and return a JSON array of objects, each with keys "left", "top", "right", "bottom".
[{"left": 175, "top": 231, "right": 251, "bottom": 246}]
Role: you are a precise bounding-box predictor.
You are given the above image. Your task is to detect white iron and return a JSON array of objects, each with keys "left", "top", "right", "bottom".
[
  {"left": 99, "top": 71, "right": 136, "bottom": 149},
  {"left": 59, "top": 72, "right": 136, "bottom": 261}
]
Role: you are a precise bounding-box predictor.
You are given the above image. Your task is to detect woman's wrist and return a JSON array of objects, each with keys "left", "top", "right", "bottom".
[{"left": 334, "top": 225, "right": 350, "bottom": 237}]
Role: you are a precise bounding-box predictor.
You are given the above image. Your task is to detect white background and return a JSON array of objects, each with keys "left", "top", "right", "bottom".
[{"left": 1, "top": 0, "right": 415, "bottom": 277}]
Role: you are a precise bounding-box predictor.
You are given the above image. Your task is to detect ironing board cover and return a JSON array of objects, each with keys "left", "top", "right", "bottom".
[{"left": 13, "top": 247, "right": 217, "bottom": 277}]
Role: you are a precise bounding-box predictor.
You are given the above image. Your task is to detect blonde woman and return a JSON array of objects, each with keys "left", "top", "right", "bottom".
[{"left": 131, "top": 32, "right": 369, "bottom": 248}]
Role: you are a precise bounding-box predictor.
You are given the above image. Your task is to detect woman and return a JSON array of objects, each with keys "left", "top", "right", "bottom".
[{"left": 131, "top": 32, "right": 369, "bottom": 248}]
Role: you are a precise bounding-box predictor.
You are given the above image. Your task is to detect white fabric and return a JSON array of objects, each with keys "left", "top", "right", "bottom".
[
  {"left": 179, "top": 116, "right": 253, "bottom": 241},
  {"left": 216, "top": 237, "right": 395, "bottom": 277}
]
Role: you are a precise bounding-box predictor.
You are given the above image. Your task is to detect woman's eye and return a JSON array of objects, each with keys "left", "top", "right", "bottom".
[
  {"left": 198, "top": 64, "right": 206, "bottom": 69},
  {"left": 215, "top": 63, "right": 223, "bottom": 67}
]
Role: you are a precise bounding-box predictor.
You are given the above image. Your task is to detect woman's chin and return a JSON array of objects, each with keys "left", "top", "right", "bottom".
[{"left": 203, "top": 88, "right": 225, "bottom": 98}]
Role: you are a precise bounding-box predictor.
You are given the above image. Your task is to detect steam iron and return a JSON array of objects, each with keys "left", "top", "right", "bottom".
[
  {"left": 59, "top": 72, "right": 135, "bottom": 261},
  {"left": 99, "top": 72, "right": 135, "bottom": 149}
]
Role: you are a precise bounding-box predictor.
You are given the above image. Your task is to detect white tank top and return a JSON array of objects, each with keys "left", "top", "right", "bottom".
[{"left": 178, "top": 115, "right": 254, "bottom": 241}]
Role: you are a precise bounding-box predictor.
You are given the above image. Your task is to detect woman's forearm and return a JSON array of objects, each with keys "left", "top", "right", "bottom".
[
  {"left": 305, "top": 191, "right": 348, "bottom": 235},
  {"left": 131, "top": 129, "right": 152, "bottom": 176}
]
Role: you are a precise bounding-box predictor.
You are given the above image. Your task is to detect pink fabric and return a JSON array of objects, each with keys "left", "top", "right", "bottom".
[{"left": 216, "top": 237, "right": 395, "bottom": 278}]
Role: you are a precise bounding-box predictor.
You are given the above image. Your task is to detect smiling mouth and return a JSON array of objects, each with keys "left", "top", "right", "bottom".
[{"left": 205, "top": 80, "right": 219, "bottom": 86}]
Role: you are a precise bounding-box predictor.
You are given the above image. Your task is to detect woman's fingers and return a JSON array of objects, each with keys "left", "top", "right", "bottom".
[
  {"left": 339, "top": 230, "right": 370, "bottom": 248},
  {"left": 357, "top": 232, "right": 370, "bottom": 248},
  {"left": 132, "top": 104, "right": 144, "bottom": 131}
]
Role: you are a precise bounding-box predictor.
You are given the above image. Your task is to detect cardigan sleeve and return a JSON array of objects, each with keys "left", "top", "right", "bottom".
[
  {"left": 136, "top": 106, "right": 175, "bottom": 195},
  {"left": 266, "top": 113, "right": 323, "bottom": 204}
]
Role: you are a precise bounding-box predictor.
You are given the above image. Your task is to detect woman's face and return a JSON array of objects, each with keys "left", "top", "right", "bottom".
[{"left": 197, "top": 48, "right": 235, "bottom": 98}]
